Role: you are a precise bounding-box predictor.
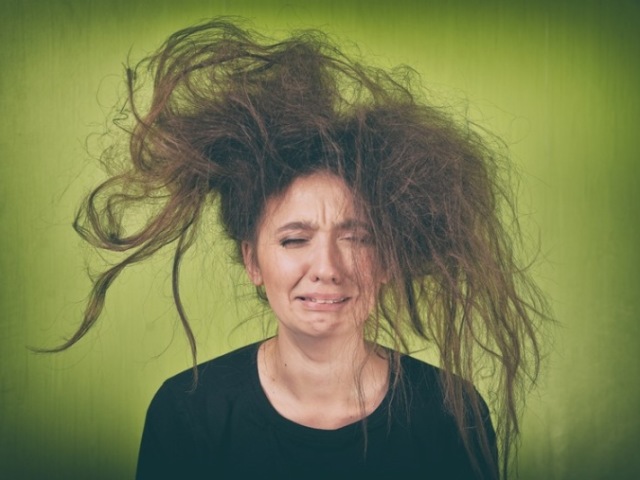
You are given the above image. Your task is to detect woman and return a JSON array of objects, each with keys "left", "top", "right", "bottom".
[{"left": 64, "top": 18, "right": 545, "bottom": 479}]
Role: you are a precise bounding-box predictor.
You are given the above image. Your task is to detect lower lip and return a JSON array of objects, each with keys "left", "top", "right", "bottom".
[{"left": 297, "top": 298, "right": 350, "bottom": 311}]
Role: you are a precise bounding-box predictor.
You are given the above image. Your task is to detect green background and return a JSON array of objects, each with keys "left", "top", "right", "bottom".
[{"left": 1, "top": 0, "right": 638, "bottom": 478}]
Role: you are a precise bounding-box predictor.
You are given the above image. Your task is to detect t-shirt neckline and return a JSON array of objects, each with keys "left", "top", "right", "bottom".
[{"left": 248, "top": 340, "right": 393, "bottom": 445}]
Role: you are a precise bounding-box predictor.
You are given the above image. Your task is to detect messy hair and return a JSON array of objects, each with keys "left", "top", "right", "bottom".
[{"left": 61, "top": 18, "right": 546, "bottom": 478}]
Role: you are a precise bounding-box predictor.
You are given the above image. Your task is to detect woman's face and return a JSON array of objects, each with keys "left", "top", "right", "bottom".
[{"left": 243, "top": 172, "right": 384, "bottom": 341}]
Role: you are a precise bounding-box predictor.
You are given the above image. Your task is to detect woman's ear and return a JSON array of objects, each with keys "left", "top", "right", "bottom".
[{"left": 242, "top": 241, "right": 263, "bottom": 286}]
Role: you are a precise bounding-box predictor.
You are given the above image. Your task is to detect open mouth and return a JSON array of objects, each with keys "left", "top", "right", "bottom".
[{"left": 297, "top": 297, "right": 349, "bottom": 304}]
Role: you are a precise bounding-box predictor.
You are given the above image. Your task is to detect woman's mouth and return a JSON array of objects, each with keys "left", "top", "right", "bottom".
[{"left": 297, "top": 296, "right": 349, "bottom": 304}]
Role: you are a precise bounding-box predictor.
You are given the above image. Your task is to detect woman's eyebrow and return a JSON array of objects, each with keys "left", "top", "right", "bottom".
[
  {"left": 275, "top": 221, "right": 316, "bottom": 233},
  {"left": 274, "top": 219, "right": 370, "bottom": 234},
  {"left": 337, "top": 219, "right": 371, "bottom": 231}
]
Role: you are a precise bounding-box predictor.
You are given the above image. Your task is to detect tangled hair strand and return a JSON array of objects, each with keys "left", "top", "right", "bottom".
[{"left": 58, "top": 18, "right": 547, "bottom": 479}]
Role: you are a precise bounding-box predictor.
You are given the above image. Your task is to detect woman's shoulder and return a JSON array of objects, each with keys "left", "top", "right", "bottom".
[
  {"left": 398, "top": 353, "right": 445, "bottom": 392},
  {"left": 397, "top": 353, "right": 487, "bottom": 411},
  {"left": 396, "top": 353, "right": 497, "bottom": 477},
  {"left": 154, "top": 341, "right": 261, "bottom": 401},
  {"left": 399, "top": 353, "right": 441, "bottom": 375},
  {"left": 137, "top": 343, "right": 264, "bottom": 477}
]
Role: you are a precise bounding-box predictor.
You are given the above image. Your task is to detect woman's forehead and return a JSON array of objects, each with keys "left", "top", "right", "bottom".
[{"left": 260, "top": 172, "right": 365, "bottom": 230}]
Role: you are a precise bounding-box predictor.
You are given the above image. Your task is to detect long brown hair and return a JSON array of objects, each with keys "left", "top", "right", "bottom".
[{"left": 58, "top": 18, "right": 547, "bottom": 478}]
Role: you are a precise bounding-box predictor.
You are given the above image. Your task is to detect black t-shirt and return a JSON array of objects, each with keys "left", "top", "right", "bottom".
[{"left": 137, "top": 342, "right": 497, "bottom": 479}]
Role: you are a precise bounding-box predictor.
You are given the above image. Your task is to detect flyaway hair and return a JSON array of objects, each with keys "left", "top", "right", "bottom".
[{"left": 59, "top": 18, "right": 547, "bottom": 478}]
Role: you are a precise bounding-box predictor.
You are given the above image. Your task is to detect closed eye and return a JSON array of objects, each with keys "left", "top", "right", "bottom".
[
  {"left": 280, "top": 238, "right": 308, "bottom": 248},
  {"left": 342, "top": 233, "right": 373, "bottom": 245}
]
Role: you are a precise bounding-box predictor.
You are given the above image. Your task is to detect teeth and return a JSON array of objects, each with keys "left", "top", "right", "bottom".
[{"left": 307, "top": 297, "right": 346, "bottom": 304}]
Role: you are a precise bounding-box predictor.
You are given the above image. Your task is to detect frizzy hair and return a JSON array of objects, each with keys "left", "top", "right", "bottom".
[{"left": 61, "top": 18, "right": 546, "bottom": 479}]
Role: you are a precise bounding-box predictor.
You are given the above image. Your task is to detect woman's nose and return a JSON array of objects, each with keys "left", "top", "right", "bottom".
[{"left": 309, "top": 239, "right": 343, "bottom": 283}]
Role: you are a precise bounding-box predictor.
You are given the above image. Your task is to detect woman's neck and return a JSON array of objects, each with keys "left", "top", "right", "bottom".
[{"left": 258, "top": 333, "right": 389, "bottom": 429}]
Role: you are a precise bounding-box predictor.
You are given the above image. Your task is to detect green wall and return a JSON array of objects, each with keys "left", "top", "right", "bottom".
[{"left": 1, "top": 0, "right": 638, "bottom": 478}]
